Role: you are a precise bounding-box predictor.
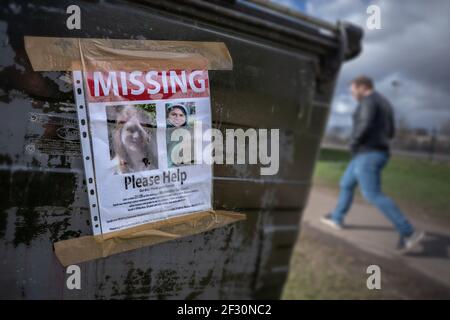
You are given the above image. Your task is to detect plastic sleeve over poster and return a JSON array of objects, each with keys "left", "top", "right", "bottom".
[
  {"left": 73, "top": 69, "right": 214, "bottom": 235},
  {"left": 24, "top": 36, "right": 245, "bottom": 264}
]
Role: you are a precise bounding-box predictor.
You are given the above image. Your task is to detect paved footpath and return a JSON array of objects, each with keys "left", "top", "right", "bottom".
[{"left": 302, "top": 186, "right": 450, "bottom": 289}]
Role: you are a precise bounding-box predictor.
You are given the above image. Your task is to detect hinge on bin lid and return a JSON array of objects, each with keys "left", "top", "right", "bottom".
[{"left": 338, "top": 21, "right": 363, "bottom": 61}]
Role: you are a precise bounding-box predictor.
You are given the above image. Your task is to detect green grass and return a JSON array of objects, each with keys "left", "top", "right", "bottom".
[
  {"left": 282, "top": 231, "right": 383, "bottom": 299},
  {"left": 282, "top": 226, "right": 450, "bottom": 299},
  {"left": 281, "top": 226, "right": 417, "bottom": 299},
  {"left": 315, "top": 148, "right": 450, "bottom": 222}
]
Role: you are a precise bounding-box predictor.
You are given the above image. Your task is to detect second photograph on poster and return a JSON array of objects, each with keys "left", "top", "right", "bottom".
[{"left": 165, "top": 102, "right": 197, "bottom": 168}]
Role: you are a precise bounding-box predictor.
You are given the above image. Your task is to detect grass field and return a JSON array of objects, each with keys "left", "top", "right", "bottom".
[
  {"left": 314, "top": 148, "right": 450, "bottom": 223},
  {"left": 281, "top": 147, "right": 450, "bottom": 300},
  {"left": 282, "top": 227, "right": 385, "bottom": 299},
  {"left": 282, "top": 225, "right": 450, "bottom": 299}
]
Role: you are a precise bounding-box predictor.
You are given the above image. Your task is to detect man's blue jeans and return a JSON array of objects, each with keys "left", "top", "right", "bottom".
[{"left": 331, "top": 151, "right": 414, "bottom": 236}]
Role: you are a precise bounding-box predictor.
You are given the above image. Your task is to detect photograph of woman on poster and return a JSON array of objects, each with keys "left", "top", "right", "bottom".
[
  {"left": 106, "top": 104, "right": 158, "bottom": 174},
  {"left": 166, "top": 103, "right": 196, "bottom": 167}
]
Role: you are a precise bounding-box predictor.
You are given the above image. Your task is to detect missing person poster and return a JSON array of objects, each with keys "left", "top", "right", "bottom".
[{"left": 73, "top": 70, "right": 213, "bottom": 235}]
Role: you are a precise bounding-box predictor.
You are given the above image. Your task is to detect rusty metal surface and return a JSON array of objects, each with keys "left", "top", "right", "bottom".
[{"left": 0, "top": 0, "right": 355, "bottom": 299}]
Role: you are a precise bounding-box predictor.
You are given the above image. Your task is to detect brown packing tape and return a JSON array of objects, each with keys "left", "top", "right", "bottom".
[
  {"left": 54, "top": 210, "right": 246, "bottom": 266},
  {"left": 33, "top": 36, "right": 236, "bottom": 266},
  {"left": 24, "top": 36, "right": 233, "bottom": 71}
]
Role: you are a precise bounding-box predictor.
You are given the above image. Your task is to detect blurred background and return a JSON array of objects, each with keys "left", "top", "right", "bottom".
[
  {"left": 1, "top": 0, "right": 448, "bottom": 300},
  {"left": 269, "top": 0, "right": 450, "bottom": 299}
]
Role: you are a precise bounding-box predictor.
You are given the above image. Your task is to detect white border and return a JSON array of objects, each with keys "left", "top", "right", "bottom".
[{"left": 72, "top": 70, "right": 102, "bottom": 235}]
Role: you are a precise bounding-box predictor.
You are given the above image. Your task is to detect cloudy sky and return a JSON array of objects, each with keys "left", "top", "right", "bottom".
[{"left": 272, "top": 0, "right": 450, "bottom": 132}]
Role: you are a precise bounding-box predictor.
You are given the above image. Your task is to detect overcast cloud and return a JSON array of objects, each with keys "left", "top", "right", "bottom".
[{"left": 302, "top": 0, "right": 450, "bottom": 131}]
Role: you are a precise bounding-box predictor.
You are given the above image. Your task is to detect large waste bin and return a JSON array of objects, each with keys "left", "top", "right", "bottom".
[{"left": 0, "top": 0, "right": 362, "bottom": 299}]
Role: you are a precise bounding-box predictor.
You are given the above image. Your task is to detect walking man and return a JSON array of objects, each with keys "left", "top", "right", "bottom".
[{"left": 321, "top": 75, "right": 424, "bottom": 251}]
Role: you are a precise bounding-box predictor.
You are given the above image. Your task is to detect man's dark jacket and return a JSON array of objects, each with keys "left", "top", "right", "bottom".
[{"left": 350, "top": 91, "right": 395, "bottom": 155}]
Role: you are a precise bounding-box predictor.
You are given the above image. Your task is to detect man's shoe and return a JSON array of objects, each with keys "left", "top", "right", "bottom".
[
  {"left": 397, "top": 231, "right": 425, "bottom": 252},
  {"left": 320, "top": 214, "right": 343, "bottom": 230},
  {"left": 405, "top": 231, "right": 425, "bottom": 250}
]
